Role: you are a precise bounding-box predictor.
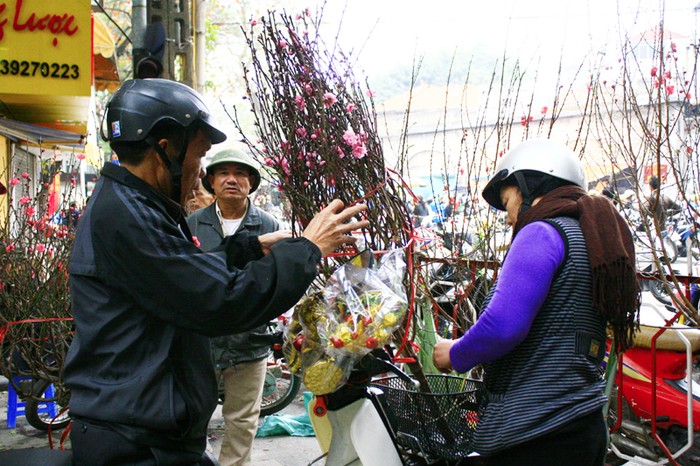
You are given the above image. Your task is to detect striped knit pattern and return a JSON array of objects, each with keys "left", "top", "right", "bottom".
[{"left": 473, "top": 217, "right": 607, "bottom": 455}]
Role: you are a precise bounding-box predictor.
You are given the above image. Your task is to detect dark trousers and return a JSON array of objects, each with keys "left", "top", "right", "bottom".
[
  {"left": 478, "top": 409, "right": 607, "bottom": 466},
  {"left": 70, "top": 418, "right": 217, "bottom": 466}
]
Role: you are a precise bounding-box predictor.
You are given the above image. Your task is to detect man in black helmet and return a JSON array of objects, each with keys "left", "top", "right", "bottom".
[{"left": 64, "top": 79, "right": 368, "bottom": 465}]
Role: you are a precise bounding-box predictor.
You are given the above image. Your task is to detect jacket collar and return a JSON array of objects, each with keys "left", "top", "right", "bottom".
[
  {"left": 100, "top": 162, "right": 185, "bottom": 222},
  {"left": 209, "top": 198, "right": 262, "bottom": 228}
]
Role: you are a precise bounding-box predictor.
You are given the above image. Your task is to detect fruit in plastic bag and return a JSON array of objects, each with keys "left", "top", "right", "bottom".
[{"left": 303, "top": 358, "right": 345, "bottom": 395}]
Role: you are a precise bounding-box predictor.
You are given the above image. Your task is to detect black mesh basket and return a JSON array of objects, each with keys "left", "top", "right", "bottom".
[{"left": 371, "top": 374, "right": 483, "bottom": 462}]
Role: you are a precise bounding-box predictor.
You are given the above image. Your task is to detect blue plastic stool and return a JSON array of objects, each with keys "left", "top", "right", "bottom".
[{"left": 6, "top": 377, "right": 56, "bottom": 429}]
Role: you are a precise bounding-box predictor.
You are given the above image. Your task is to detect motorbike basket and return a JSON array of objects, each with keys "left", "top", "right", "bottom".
[{"left": 371, "top": 374, "right": 483, "bottom": 461}]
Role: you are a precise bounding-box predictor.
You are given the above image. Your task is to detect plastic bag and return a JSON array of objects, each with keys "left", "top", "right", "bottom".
[
  {"left": 255, "top": 413, "right": 315, "bottom": 437},
  {"left": 283, "top": 249, "right": 408, "bottom": 395}
]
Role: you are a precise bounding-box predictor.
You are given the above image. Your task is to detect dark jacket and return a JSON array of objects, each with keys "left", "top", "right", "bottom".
[
  {"left": 187, "top": 201, "right": 280, "bottom": 368},
  {"left": 64, "top": 163, "right": 320, "bottom": 456},
  {"left": 643, "top": 189, "right": 680, "bottom": 228}
]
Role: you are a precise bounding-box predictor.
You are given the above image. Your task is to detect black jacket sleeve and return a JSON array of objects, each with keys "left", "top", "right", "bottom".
[
  {"left": 96, "top": 198, "right": 320, "bottom": 337},
  {"left": 214, "top": 232, "right": 265, "bottom": 268}
]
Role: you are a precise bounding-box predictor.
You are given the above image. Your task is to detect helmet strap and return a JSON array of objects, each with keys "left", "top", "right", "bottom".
[
  {"left": 514, "top": 171, "right": 549, "bottom": 215},
  {"left": 513, "top": 172, "right": 533, "bottom": 214},
  {"left": 145, "top": 134, "right": 189, "bottom": 205}
]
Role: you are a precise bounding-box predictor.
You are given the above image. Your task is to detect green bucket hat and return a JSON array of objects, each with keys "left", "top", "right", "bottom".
[{"left": 204, "top": 149, "right": 261, "bottom": 194}]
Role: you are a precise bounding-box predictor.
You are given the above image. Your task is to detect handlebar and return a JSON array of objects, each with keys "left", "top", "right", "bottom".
[
  {"left": 248, "top": 329, "right": 285, "bottom": 359},
  {"left": 320, "top": 348, "right": 419, "bottom": 411},
  {"left": 358, "top": 349, "right": 420, "bottom": 389},
  {"left": 248, "top": 330, "right": 283, "bottom": 346}
]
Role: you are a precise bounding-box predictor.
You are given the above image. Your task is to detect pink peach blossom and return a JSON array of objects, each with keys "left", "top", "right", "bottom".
[
  {"left": 352, "top": 144, "right": 367, "bottom": 159},
  {"left": 322, "top": 92, "right": 337, "bottom": 108},
  {"left": 343, "top": 128, "right": 359, "bottom": 146}
]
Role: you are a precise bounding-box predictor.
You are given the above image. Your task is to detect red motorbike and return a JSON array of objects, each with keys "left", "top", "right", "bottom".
[{"left": 606, "top": 320, "right": 700, "bottom": 465}]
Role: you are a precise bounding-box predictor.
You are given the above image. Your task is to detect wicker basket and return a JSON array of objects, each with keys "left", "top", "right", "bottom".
[{"left": 371, "top": 374, "right": 483, "bottom": 461}]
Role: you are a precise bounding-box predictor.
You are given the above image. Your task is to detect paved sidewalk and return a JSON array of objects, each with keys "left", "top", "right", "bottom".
[{"left": 0, "top": 377, "right": 323, "bottom": 465}]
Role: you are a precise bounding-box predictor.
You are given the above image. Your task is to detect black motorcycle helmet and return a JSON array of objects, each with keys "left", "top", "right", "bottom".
[{"left": 104, "top": 79, "right": 227, "bottom": 203}]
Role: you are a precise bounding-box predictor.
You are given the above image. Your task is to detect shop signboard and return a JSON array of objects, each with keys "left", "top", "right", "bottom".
[
  {"left": 0, "top": 0, "right": 92, "bottom": 96},
  {"left": 642, "top": 164, "right": 669, "bottom": 184}
]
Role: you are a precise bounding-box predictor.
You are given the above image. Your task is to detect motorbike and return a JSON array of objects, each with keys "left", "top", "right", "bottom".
[
  {"left": 623, "top": 205, "right": 678, "bottom": 265},
  {"left": 671, "top": 213, "right": 700, "bottom": 261},
  {"left": 606, "top": 315, "right": 700, "bottom": 465},
  {"left": 22, "top": 378, "right": 70, "bottom": 431},
  {"left": 307, "top": 348, "right": 484, "bottom": 466}
]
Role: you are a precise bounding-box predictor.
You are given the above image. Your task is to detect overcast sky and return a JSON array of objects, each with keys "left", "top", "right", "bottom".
[{"left": 312, "top": 0, "right": 700, "bottom": 78}]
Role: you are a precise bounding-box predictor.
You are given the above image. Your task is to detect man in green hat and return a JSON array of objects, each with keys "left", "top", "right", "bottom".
[{"left": 187, "top": 148, "right": 276, "bottom": 466}]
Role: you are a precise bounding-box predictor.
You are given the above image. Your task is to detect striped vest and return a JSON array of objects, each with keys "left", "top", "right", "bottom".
[{"left": 473, "top": 216, "right": 607, "bottom": 455}]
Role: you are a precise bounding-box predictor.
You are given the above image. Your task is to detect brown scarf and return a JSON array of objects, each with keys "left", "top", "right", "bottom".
[{"left": 515, "top": 185, "right": 640, "bottom": 352}]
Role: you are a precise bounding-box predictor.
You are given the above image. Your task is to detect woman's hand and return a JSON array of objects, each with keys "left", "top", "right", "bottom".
[{"left": 432, "top": 337, "right": 455, "bottom": 373}]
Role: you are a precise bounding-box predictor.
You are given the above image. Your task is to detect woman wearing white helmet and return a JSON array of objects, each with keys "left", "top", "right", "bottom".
[{"left": 434, "top": 139, "right": 639, "bottom": 465}]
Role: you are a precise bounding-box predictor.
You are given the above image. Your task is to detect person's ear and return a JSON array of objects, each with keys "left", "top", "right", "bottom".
[{"left": 151, "top": 138, "right": 172, "bottom": 169}]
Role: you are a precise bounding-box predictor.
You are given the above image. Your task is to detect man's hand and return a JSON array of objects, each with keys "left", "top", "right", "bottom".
[
  {"left": 432, "top": 337, "right": 455, "bottom": 374},
  {"left": 258, "top": 230, "right": 293, "bottom": 255},
  {"left": 302, "top": 200, "right": 369, "bottom": 257}
]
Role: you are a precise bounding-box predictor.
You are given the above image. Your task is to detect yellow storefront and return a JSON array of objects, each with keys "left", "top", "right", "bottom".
[{"left": 0, "top": 0, "right": 118, "bottom": 227}]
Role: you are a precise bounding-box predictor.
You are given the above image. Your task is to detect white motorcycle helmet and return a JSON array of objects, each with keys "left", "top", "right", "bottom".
[{"left": 482, "top": 139, "right": 586, "bottom": 211}]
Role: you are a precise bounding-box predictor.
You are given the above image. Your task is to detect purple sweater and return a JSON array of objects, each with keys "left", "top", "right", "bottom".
[{"left": 449, "top": 221, "right": 565, "bottom": 373}]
